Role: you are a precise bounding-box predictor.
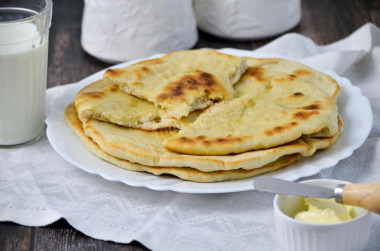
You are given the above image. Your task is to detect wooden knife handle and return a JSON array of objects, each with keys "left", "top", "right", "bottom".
[{"left": 342, "top": 182, "right": 380, "bottom": 214}]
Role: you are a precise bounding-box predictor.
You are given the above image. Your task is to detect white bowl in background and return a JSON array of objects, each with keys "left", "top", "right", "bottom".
[
  {"left": 274, "top": 179, "right": 372, "bottom": 251},
  {"left": 81, "top": 0, "right": 198, "bottom": 63},
  {"left": 194, "top": 0, "right": 301, "bottom": 40}
]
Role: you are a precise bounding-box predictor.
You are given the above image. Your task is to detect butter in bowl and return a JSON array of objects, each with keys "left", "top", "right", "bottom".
[
  {"left": 256, "top": 178, "right": 374, "bottom": 251},
  {"left": 293, "top": 197, "right": 354, "bottom": 224}
]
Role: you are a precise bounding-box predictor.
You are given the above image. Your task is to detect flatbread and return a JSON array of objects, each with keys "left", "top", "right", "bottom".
[
  {"left": 240, "top": 57, "right": 340, "bottom": 101},
  {"left": 104, "top": 49, "right": 247, "bottom": 118},
  {"left": 63, "top": 103, "right": 302, "bottom": 182},
  {"left": 75, "top": 79, "right": 197, "bottom": 130},
  {"left": 63, "top": 53, "right": 343, "bottom": 183},
  {"left": 163, "top": 57, "right": 339, "bottom": 155},
  {"left": 77, "top": 103, "right": 341, "bottom": 172},
  {"left": 239, "top": 57, "right": 340, "bottom": 138}
]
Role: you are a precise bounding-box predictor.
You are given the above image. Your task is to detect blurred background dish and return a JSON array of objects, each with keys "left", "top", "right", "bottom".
[
  {"left": 80, "top": 0, "right": 198, "bottom": 63},
  {"left": 194, "top": 0, "right": 301, "bottom": 40}
]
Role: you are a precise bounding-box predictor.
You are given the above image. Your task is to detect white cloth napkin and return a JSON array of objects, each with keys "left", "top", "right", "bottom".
[{"left": 1, "top": 23, "right": 379, "bottom": 250}]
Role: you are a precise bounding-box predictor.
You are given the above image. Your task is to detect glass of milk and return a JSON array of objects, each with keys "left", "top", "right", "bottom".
[{"left": 0, "top": 0, "right": 52, "bottom": 147}]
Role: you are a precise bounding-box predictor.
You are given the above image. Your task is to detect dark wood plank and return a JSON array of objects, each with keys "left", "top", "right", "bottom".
[
  {"left": 1, "top": 0, "right": 379, "bottom": 250},
  {"left": 0, "top": 220, "right": 148, "bottom": 251},
  {"left": 295, "top": 0, "right": 379, "bottom": 45},
  {"left": 32, "top": 220, "right": 148, "bottom": 251},
  {"left": 47, "top": 0, "right": 111, "bottom": 88},
  {"left": 0, "top": 222, "right": 31, "bottom": 251}
]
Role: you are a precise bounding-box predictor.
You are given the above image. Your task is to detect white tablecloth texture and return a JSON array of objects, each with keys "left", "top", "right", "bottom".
[{"left": 1, "top": 23, "right": 379, "bottom": 250}]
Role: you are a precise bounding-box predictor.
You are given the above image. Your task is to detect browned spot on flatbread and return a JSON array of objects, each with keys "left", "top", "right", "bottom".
[
  {"left": 80, "top": 91, "right": 104, "bottom": 98},
  {"left": 254, "top": 58, "right": 280, "bottom": 64},
  {"left": 198, "top": 136, "right": 244, "bottom": 146},
  {"left": 245, "top": 99, "right": 255, "bottom": 106},
  {"left": 141, "top": 66, "right": 150, "bottom": 73},
  {"left": 292, "top": 110, "right": 319, "bottom": 120},
  {"left": 108, "top": 86, "right": 119, "bottom": 92},
  {"left": 290, "top": 92, "right": 304, "bottom": 97},
  {"left": 274, "top": 126, "right": 285, "bottom": 133},
  {"left": 293, "top": 69, "right": 312, "bottom": 76},
  {"left": 151, "top": 127, "right": 178, "bottom": 132},
  {"left": 264, "top": 122, "right": 298, "bottom": 136},
  {"left": 148, "top": 127, "right": 179, "bottom": 137},
  {"left": 175, "top": 135, "right": 245, "bottom": 147},
  {"left": 202, "top": 140, "right": 211, "bottom": 146},
  {"left": 134, "top": 58, "right": 164, "bottom": 66},
  {"left": 132, "top": 71, "right": 142, "bottom": 80},
  {"left": 245, "top": 67, "right": 266, "bottom": 82},
  {"left": 129, "top": 67, "right": 150, "bottom": 80},
  {"left": 296, "top": 101, "right": 322, "bottom": 110},
  {"left": 301, "top": 103, "right": 321, "bottom": 110},
  {"left": 105, "top": 68, "right": 124, "bottom": 78},
  {"left": 156, "top": 70, "right": 225, "bottom": 102},
  {"left": 179, "top": 137, "right": 194, "bottom": 143},
  {"left": 264, "top": 131, "right": 273, "bottom": 136},
  {"left": 132, "top": 82, "right": 143, "bottom": 87},
  {"left": 275, "top": 74, "right": 297, "bottom": 83},
  {"left": 196, "top": 135, "right": 206, "bottom": 140},
  {"left": 157, "top": 93, "right": 168, "bottom": 100}
]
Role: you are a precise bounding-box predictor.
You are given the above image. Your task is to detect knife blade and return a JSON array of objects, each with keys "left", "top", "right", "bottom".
[
  {"left": 254, "top": 177, "right": 380, "bottom": 214},
  {"left": 253, "top": 176, "right": 344, "bottom": 202}
]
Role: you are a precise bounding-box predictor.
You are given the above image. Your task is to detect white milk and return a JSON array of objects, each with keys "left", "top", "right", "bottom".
[{"left": 0, "top": 22, "right": 48, "bottom": 145}]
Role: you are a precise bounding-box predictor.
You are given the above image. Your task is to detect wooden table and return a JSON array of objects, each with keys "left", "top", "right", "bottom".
[{"left": 1, "top": 0, "right": 379, "bottom": 250}]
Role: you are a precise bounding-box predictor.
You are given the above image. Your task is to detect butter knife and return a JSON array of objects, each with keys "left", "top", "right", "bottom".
[{"left": 254, "top": 176, "right": 380, "bottom": 214}]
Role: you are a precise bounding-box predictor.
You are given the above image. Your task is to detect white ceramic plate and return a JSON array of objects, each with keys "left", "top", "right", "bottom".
[{"left": 46, "top": 48, "right": 373, "bottom": 194}]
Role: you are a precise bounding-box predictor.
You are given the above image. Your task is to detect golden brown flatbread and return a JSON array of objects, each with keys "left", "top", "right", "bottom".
[
  {"left": 77, "top": 105, "right": 341, "bottom": 172},
  {"left": 163, "top": 57, "right": 339, "bottom": 155},
  {"left": 63, "top": 51, "right": 343, "bottom": 183},
  {"left": 239, "top": 57, "right": 340, "bottom": 101},
  {"left": 104, "top": 49, "right": 247, "bottom": 119},
  {"left": 64, "top": 103, "right": 301, "bottom": 182},
  {"left": 75, "top": 79, "right": 197, "bottom": 130}
]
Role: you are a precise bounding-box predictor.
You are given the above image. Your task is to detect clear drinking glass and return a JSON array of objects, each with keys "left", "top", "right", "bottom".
[{"left": 0, "top": 0, "right": 52, "bottom": 147}]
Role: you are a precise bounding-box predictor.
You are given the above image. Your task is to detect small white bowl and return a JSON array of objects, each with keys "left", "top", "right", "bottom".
[{"left": 274, "top": 179, "right": 372, "bottom": 251}]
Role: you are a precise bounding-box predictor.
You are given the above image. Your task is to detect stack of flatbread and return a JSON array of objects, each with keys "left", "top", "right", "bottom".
[{"left": 65, "top": 49, "right": 342, "bottom": 182}]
